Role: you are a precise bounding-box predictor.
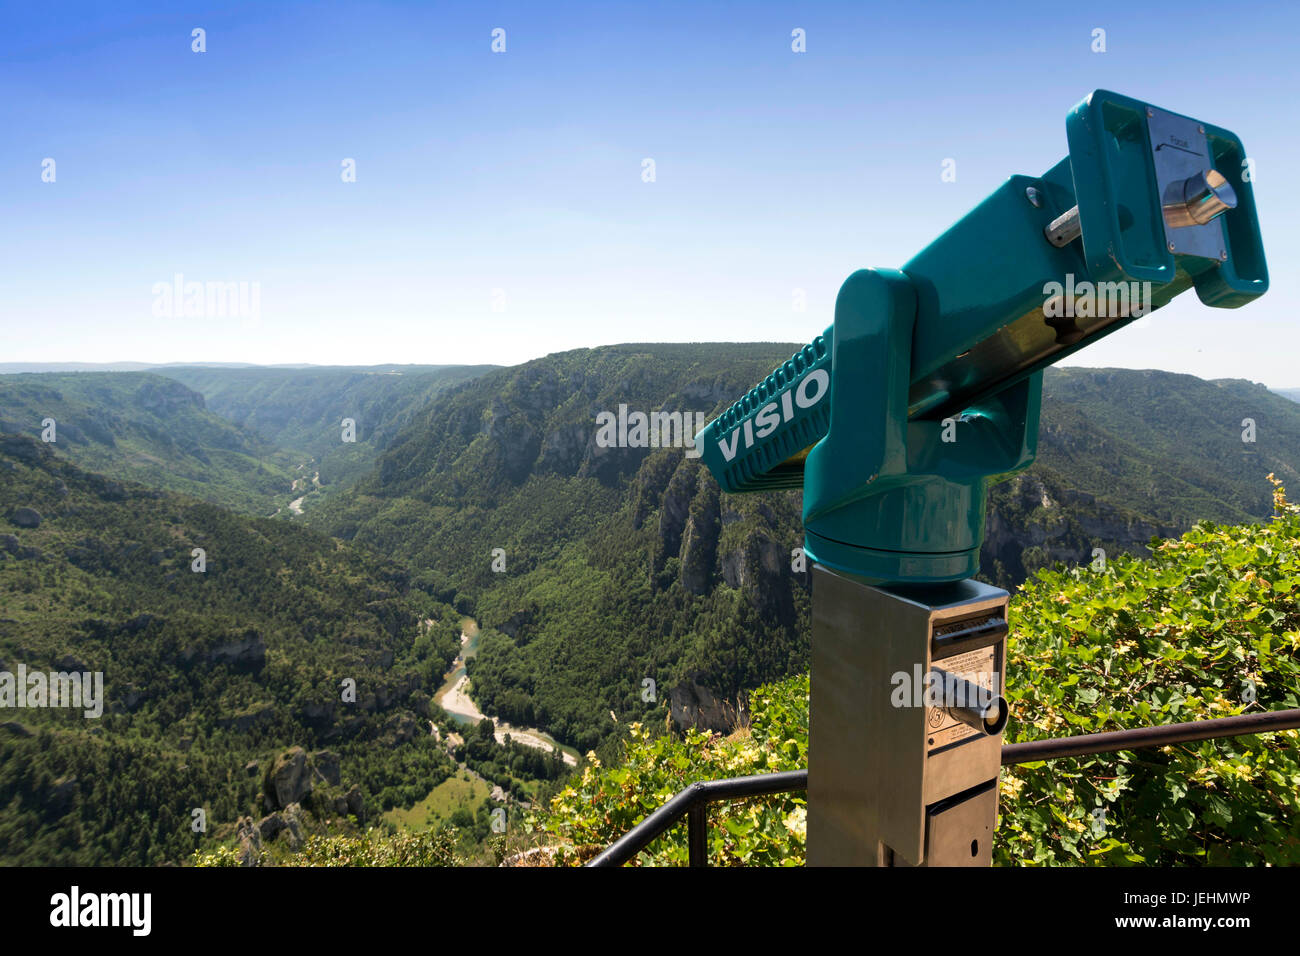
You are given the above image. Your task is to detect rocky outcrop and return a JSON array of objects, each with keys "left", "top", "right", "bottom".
[
  {"left": 10, "top": 507, "right": 41, "bottom": 529},
  {"left": 217, "top": 702, "right": 274, "bottom": 733},
  {"left": 345, "top": 784, "right": 364, "bottom": 818},
  {"left": 264, "top": 747, "right": 312, "bottom": 811},
  {"left": 631, "top": 451, "right": 679, "bottom": 530},
  {"left": 536, "top": 423, "right": 592, "bottom": 476},
  {"left": 719, "top": 532, "right": 791, "bottom": 617},
  {"left": 982, "top": 474, "right": 1184, "bottom": 584},
  {"left": 655, "top": 459, "right": 697, "bottom": 573},
  {"left": 282, "top": 804, "right": 306, "bottom": 848},
  {"left": 381, "top": 712, "right": 421, "bottom": 746},
  {"left": 205, "top": 631, "right": 266, "bottom": 671},
  {"left": 311, "top": 750, "right": 341, "bottom": 786},
  {"left": 496, "top": 605, "right": 537, "bottom": 641},
  {"left": 257, "top": 803, "right": 306, "bottom": 849},
  {"left": 56, "top": 654, "right": 88, "bottom": 672},
  {"left": 49, "top": 776, "right": 78, "bottom": 816},
  {"left": 298, "top": 699, "right": 336, "bottom": 727},
  {"left": 668, "top": 679, "right": 749, "bottom": 733},
  {"left": 257, "top": 812, "right": 287, "bottom": 842},
  {"left": 0, "top": 434, "right": 52, "bottom": 462},
  {"left": 235, "top": 815, "right": 262, "bottom": 867},
  {"left": 261, "top": 748, "right": 364, "bottom": 825},
  {"left": 719, "top": 533, "right": 785, "bottom": 589},
  {"left": 678, "top": 475, "right": 720, "bottom": 595},
  {"left": 0, "top": 534, "right": 42, "bottom": 562}
]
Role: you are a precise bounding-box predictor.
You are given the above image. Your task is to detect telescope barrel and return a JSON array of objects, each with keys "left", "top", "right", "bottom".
[{"left": 697, "top": 92, "right": 1267, "bottom": 500}]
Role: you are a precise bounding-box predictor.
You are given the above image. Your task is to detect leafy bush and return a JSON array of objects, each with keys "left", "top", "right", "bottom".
[
  {"left": 193, "top": 827, "right": 460, "bottom": 867},
  {"left": 534, "top": 676, "right": 809, "bottom": 865},
  {"left": 998, "top": 474, "right": 1300, "bottom": 864}
]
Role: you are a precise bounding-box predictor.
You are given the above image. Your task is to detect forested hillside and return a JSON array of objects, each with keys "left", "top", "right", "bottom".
[
  {"left": 159, "top": 364, "right": 497, "bottom": 493},
  {"left": 310, "top": 345, "right": 815, "bottom": 752},
  {"left": 311, "top": 346, "right": 1300, "bottom": 754},
  {"left": 0, "top": 372, "right": 294, "bottom": 514},
  {"left": 0, "top": 433, "right": 464, "bottom": 865},
  {"left": 987, "top": 369, "right": 1300, "bottom": 581}
]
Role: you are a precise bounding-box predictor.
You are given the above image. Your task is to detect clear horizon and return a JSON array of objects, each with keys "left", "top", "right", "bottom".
[
  {"left": 1, "top": 355, "right": 1297, "bottom": 393},
  {"left": 4, "top": 1, "right": 1297, "bottom": 385}
]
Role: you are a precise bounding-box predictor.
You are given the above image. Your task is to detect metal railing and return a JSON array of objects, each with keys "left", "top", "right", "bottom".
[{"left": 586, "top": 707, "right": 1300, "bottom": 867}]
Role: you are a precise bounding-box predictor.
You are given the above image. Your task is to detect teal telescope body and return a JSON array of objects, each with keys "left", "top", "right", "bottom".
[{"left": 697, "top": 90, "right": 1268, "bottom": 585}]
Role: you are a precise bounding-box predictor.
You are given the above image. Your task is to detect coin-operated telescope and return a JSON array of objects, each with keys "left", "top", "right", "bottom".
[{"left": 696, "top": 90, "right": 1267, "bottom": 866}]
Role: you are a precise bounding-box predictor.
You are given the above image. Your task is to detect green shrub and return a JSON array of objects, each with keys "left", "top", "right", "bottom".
[
  {"left": 193, "top": 827, "right": 460, "bottom": 867},
  {"left": 997, "top": 475, "right": 1300, "bottom": 864},
  {"left": 535, "top": 676, "right": 809, "bottom": 866}
]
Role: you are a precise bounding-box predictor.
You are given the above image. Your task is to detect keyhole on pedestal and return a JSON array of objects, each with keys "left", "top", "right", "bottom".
[{"left": 970, "top": 839, "right": 979, "bottom": 857}]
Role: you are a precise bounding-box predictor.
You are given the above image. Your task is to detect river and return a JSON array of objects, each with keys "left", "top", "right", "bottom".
[{"left": 433, "top": 619, "right": 578, "bottom": 767}]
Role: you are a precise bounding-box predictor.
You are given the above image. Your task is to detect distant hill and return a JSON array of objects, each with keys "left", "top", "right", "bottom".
[
  {"left": 986, "top": 369, "right": 1300, "bottom": 582},
  {"left": 1274, "top": 387, "right": 1300, "bottom": 404},
  {"left": 158, "top": 365, "right": 499, "bottom": 499},
  {"left": 0, "top": 363, "right": 165, "bottom": 373},
  {"left": 0, "top": 372, "right": 294, "bottom": 514},
  {"left": 0, "top": 365, "right": 501, "bottom": 516},
  {"left": 0, "top": 362, "right": 322, "bottom": 373},
  {"left": 311, "top": 347, "right": 1300, "bottom": 752},
  {"left": 0, "top": 433, "right": 464, "bottom": 865}
]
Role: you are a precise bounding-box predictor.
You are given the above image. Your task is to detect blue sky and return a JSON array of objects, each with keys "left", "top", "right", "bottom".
[{"left": 3, "top": 1, "right": 1298, "bottom": 385}]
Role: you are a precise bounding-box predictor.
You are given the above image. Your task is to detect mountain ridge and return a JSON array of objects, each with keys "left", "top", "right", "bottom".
[{"left": 308, "top": 346, "right": 1300, "bottom": 750}]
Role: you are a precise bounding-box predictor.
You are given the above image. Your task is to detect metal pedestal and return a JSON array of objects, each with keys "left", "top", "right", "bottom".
[{"left": 807, "top": 566, "right": 1010, "bottom": 866}]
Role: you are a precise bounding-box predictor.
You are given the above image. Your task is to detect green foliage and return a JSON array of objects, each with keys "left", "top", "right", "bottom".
[
  {"left": 0, "top": 729, "right": 254, "bottom": 866},
  {"left": 194, "top": 826, "right": 461, "bottom": 867},
  {"left": 996, "top": 474, "right": 1300, "bottom": 865},
  {"left": 455, "top": 722, "right": 568, "bottom": 800},
  {"left": 539, "top": 480, "right": 1300, "bottom": 866},
  {"left": 535, "top": 675, "right": 810, "bottom": 866}
]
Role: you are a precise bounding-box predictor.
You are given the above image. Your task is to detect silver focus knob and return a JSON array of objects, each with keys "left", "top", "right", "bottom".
[{"left": 1163, "top": 168, "right": 1237, "bottom": 229}]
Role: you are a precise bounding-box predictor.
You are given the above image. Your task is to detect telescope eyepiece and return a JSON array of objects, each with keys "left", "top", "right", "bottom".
[
  {"left": 931, "top": 668, "right": 1009, "bottom": 737},
  {"left": 1163, "top": 168, "right": 1237, "bottom": 230}
]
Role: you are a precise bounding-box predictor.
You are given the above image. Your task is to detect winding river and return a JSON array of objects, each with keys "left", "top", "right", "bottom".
[{"left": 433, "top": 619, "right": 578, "bottom": 767}]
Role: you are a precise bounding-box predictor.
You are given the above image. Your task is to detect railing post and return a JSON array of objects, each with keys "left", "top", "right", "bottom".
[{"left": 687, "top": 804, "right": 708, "bottom": 867}]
